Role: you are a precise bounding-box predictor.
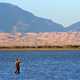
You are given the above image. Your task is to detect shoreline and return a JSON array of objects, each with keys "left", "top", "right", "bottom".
[{"left": 0, "top": 48, "right": 80, "bottom": 51}]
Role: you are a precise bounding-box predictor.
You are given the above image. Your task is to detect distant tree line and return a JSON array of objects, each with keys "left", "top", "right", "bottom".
[{"left": 0, "top": 45, "right": 80, "bottom": 48}]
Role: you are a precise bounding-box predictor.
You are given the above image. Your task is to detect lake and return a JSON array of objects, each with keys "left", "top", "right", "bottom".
[{"left": 0, "top": 50, "right": 80, "bottom": 80}]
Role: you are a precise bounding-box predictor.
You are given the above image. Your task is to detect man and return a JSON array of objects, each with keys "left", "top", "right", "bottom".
[{"left": 15, "top": 58, "right": 21, "bottom": 74}]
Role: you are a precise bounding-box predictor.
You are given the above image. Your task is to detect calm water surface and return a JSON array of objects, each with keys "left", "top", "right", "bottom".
[{"left": 0, "top": 50, "right": 80, "bottom": 80}]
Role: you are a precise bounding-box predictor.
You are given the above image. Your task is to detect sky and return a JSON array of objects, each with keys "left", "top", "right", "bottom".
[{"left": 0, "top": 0, "right": 80, "bottom": 27}]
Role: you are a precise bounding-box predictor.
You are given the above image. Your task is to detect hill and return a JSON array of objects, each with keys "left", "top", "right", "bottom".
[
  {"left": 0, "top": 3, "right": 64, "bottom": 32},
  {"left": 66, "top": 22, "right": 80, "bottom": 32}
]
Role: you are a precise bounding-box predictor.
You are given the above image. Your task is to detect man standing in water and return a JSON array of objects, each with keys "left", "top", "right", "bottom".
[{"left": 15, "top": 58, "right": 21, "bottom": 74}]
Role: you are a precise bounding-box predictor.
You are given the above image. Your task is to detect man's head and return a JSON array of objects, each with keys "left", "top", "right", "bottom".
[{"left": 16, "top": 58, "right": 19, "bottom": 61}]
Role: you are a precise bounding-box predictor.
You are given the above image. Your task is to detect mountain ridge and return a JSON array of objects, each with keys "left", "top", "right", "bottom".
[{"left": 0, "top": 3, "right": 79, "bottom": 32}]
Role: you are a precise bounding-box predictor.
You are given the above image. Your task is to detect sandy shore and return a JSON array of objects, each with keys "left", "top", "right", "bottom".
[{"left": 0, "top": 48, "right": 80, "bottom": 51}]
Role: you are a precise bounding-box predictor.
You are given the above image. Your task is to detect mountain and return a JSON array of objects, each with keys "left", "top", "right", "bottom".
[
  {"left": 0, "top": 3, "right": 65, "bottom": 32},
  {"left": 66, "top": 22, "right": 80, "bottom": 32}
]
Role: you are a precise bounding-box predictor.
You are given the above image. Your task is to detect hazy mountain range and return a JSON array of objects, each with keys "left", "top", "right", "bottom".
[{"left": 0, "top": 3, "right": 80, "bottom": 32}]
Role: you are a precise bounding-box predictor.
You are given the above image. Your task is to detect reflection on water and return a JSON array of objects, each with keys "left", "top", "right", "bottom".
[{"left": 0, "top": 50, "right": 80, "bottom": 80}]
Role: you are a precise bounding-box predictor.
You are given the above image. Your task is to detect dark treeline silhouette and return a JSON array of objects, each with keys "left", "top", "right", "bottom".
[{"left": 0, "top": 45, "right": 80, "bottom": 49}]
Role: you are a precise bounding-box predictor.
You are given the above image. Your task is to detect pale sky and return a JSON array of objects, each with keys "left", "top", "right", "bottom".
[{"left": 0, "top": 0, "right": 80, "bottom": 27}]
